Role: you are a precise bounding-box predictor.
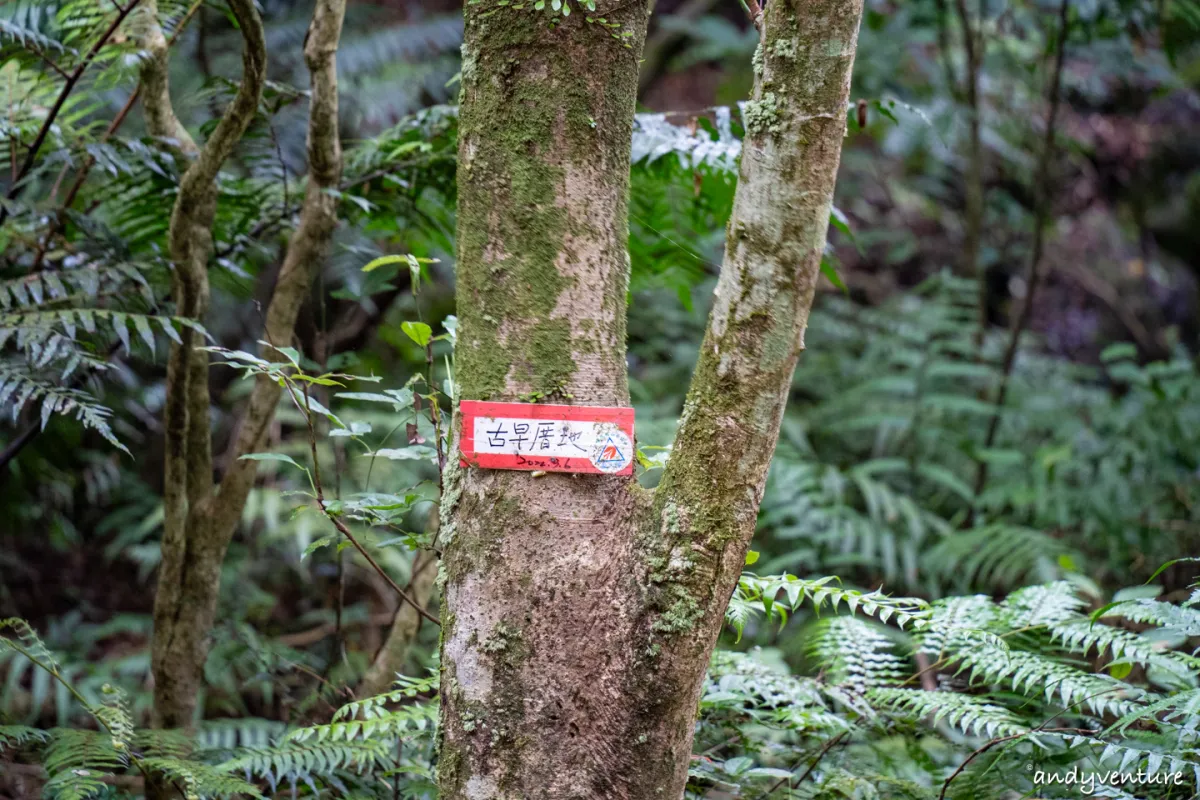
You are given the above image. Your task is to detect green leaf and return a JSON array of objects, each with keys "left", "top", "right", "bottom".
[
  {"left": 239, "top": 453, "right": 304, "bottom": 469},
  {"left": 362, "top": 255, "right": 408, "bottom": 273},
  {"left": 133, "top": 314, "right": 155, "bottom": 355},
  {"left": 820, "top": 254, "right": 847, "bottom": 293},
  {"left": 337, "top": 392, "right": 409, "bottom": 407},
  {"left": 371, "top": 446, "right": 437, "bottom": 461},
  {"left": 1100, "top": 342, "right": 1138, "bottom": 363},
  {"left": 268, "top": 344, "right": 302, "bottom": 367},
  {"left": 401, "top": 321, "right": 433, "bottom": 348},
  {"left": 330, "top": 421, "right": 372, "bottom": 437},
  {"left": 302, "top": 534, "right": 338, "bottom": 559},
  {"left": 744, "top": 550, "right": 759, "bottom": 565}
]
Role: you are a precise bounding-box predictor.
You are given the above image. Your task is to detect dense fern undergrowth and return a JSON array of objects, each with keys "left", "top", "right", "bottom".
[{"left": 3, "top": 0, "right": 1200, "bottom": 797}]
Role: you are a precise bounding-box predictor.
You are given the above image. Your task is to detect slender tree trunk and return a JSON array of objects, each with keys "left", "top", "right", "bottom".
[
  {"left": 148, "top": 0, "right": 346, "bottom": 737},
  {"left": 438, "top": 1, "right": 864, "bottom": 797}
]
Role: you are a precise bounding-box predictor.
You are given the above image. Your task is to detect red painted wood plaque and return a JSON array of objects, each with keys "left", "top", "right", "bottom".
[{"left": 459, "top": 400, "right": 635, "bottom": 475}]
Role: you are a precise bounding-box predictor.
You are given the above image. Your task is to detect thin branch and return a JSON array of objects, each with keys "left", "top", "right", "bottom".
[
  {"left": 939, "top": 726, "right": 1092, "bottom": 800},
  {"left": 971, "top": 0, "right": 1071, "bottom": 506},
  {"left": 761, "top": 731, "right": 849, "bottom": 798},
  {"left": 32, "top": 0, "right": 204, "bottom": 271},
  {"left": 0, "top": 0, "right": 141, "bottom": 225},
  {"left": 28, "top": 46, "right": 70, "bottom": 80},
  {"left": 951, "top": 0, "right": 989, "bottom": 353},
  {"left": 292, "top": 382, "right": 440, "bottom": 627}
]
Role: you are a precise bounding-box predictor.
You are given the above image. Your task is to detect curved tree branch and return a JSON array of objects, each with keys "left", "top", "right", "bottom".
[
  {"left": 207, "top": 0, "right": 346, "bottom": 546},
  {"left": 133, "top": 0, "right": 199, "bottom": 154},
  {"left": 152, "top": 0, "right": 268, "bottom": 733}
]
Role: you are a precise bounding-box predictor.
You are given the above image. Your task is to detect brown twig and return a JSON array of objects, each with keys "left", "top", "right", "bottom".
[
  {"left": 761, "top": 731, "right": 849, "bottom": 798},
  {"left": 32, "top": 0, "right": 205, "bottom": 270},
  {"left": 970, "top": 0, "right": 1071, "bottom": 508},
  {"left": 938, "top": 726, "right": 1092, "bottom": 800}
]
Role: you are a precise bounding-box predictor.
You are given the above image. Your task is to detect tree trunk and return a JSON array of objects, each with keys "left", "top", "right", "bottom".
[
  {"left": 149, "top": 0, "right": 345, "bottom": 736},
  {"left": 438, "top": 1, "right": 864, "bottom": 798}
]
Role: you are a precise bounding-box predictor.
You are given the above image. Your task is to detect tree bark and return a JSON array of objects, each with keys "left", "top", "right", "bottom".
[
  {"left": 149, "top": 0, "right": 346, "bottom": 737},
  {"left": 438, "top": 1, "right": 864, "bottom": 798},
  {"left": 152, "top": 0, "right": 267, "bottom": 732}
]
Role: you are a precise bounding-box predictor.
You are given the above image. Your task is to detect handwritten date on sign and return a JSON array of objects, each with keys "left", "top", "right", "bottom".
[{"left": 458, "top": 400, "right": 634, "bottom": 475}]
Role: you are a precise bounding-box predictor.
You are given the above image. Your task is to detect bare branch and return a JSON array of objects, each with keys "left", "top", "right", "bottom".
[{"left": 208, "top": 0, "right": 347, "bottom": 544}]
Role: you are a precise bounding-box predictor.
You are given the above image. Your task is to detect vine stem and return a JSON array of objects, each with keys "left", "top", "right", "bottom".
[{"left": 289, "top": 379, "right": 440, "bottom": 627}]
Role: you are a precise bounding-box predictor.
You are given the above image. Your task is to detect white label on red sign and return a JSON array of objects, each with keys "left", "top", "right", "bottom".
[{"left": 459, "top": 400, "right": 634, "bottom": 475}]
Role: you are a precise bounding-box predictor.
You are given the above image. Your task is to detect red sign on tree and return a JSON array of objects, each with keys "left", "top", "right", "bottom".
[{"left": 458, "top": 400, "right": 634, "bottom": 475}]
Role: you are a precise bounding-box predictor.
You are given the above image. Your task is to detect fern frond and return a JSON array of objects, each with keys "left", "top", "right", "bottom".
[
  {"left": 809, "top": 617, "right": 908, "bottom": 693},
  {"left": 1, "top": 617, "right": 59, "bottom": 672},
  {"left": 140, "top": 756, "right": 263, "bottom": 799},
  {"left": 0, "top": 723, "right": 51, "bottom": 750},
  {"left": 0, "top": 17, "right": 75, "bottom": 58},
  {"left": 0, "top": 309, "right": 199, "bottom": 356},
  {"left": 42, "top": 729, "right": 127, "bottom": 800},
  {"left": 289, "top": 702, "right": 436, "bottom": 744},
  {"left": 946, "top": 641, "right": 1150, "bottom": 718},
  {"left": 195, "top": 718, "right": 288, "bottom": 752},
  {"left": 925, "top": 525, "right": 1075, "bottom": 590},
  {"left": 1102, "top": 598, "right": 1200, "bottom": 639},
  {"left": 0, "top": 367, "right": 128, "bottom": 453},
  {"left": 221, "top": 738, "right": 391, "bottom": 793},
  {"left": 702, "top": 650, "right": 850, "bottom": 736},
  {"left": 998, "top": 581, "right": 1085, "bottom": 628},
  {"left": 867, "top": 687, "right": 1028, "bottom": 739},
  {"left": 91, "top": 684, "right": 134, "bottom": 754},
  {"left": 332, "top": 673, "right": 439, "bottom": 721},
  {"left": 0, "top": 262, "right": 154, "bottom": 311},
  {"left": 728, "top": 573, "right": 930, "bottom": 641},
  {"left": 1046, "top": 617, "right": 1194, "bottom": 681},
  {"left": 1102, "top": 687, "right": 1200, "bottom": 736},
  {"left": 913, "top": 595, "right": 1002, "bottom": 658}
]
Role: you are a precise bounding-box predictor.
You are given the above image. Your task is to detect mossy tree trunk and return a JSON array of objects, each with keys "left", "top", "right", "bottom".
[
  {"left": 438, "top": 1, "right": 864, "bottom": 797},
  {"left": 148, "top": 0, "right": 346, "bottom": 746}
]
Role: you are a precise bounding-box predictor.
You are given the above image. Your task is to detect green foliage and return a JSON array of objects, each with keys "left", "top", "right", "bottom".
[
  {"left": 746, "top": 273, "right": 1200, "bottom": 594},
  {"left": 694, "top": 572, "right": 1200, "bottom": 798},
  {"left": 2, "top": 2, "right": 1199, "bottom": 799}
]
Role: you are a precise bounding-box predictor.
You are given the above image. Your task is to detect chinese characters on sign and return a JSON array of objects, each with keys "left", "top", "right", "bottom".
[{"left": 459, "top": 400, "right": 635, "bottom": 475}]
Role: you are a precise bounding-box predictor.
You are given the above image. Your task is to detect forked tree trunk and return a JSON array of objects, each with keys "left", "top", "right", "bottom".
[
  {"left": 439, "top": 1, "right": 865, "bottom": 797},
  {"left": 149, "top": 0, "right": 345, "bottom": 738}
]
